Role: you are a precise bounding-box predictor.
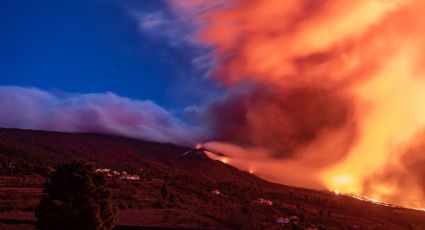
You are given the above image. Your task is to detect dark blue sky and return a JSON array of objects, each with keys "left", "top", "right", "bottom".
[{"left": 0, "top": 0, "right": 217, "bottom": 110}]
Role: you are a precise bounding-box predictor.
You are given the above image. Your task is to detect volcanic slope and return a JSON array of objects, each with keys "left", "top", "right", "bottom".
[{"left": 0, "top": 128, "right": 424, "bottom": 229}]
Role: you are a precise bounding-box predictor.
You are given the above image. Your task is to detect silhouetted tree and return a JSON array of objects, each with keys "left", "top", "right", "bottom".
[
  {"left": 35, "top": 161, "right": 116, "bottom": 230},
  {"left": 160, "top": 183, "right": 168, "bottom": 198}
]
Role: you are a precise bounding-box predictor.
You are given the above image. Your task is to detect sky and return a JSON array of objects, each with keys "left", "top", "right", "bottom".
[
  {"left": 3, "top": 0, "right": 425, "bottom": 208},
  {"left": 0, "top": 0, "right": 216, "bottom": 110}
]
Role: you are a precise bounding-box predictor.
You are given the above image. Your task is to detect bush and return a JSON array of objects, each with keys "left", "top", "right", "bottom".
[{"left": 35, "top": 161, "right": 117, "bottom": 230}]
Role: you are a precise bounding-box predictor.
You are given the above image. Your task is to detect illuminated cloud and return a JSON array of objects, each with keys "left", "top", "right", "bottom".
[{"left": 0, "top": 86, "right": 205, "bottom": 145}]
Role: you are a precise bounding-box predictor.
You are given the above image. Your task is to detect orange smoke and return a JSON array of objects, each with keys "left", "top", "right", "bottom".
[{"left": 170, "top": 0, "right": 425, "bottom": 209}]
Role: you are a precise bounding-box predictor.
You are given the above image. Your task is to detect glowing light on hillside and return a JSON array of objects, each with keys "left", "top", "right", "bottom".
[
  {"left": 220, "top": 157, "right": 228, "bottom": 164},
  {"left": 329, "top": 174, "right": 357, "bottom": 194}
]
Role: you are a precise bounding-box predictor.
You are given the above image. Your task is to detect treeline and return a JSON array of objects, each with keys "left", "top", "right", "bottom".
[
  {"left": 0, "top": 155, "right": 54, "bottom": 177},
  {"left": 0, "top": 151, "right": 162, "bottom": 181}
]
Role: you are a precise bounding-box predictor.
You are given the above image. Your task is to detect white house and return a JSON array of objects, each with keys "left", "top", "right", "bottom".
[
  {"left": 276, "top": 217, "right": 290, "bottom": 225},
  {"left": 119, "top": 175, "right": 140, "bottom": 180},
  {"left": 210, "top": 189, "right": 222, "bottom": 196},
  {"left": 255, "top": 198, "right": 273, "bottom": 206},
  {"left": 96, "top": 168, "right": 111, "bottom": 173}
]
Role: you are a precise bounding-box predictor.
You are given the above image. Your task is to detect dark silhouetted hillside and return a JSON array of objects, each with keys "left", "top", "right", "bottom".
[{"left": 0, "top": 128, "right": 425, "bottom": 229}]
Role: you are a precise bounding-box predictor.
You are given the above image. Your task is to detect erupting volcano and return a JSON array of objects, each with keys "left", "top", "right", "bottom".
[
  {"left": 3, "top": 1, "right": 425, "bottom": 228},
  {"left": 169, "top": 0, "right": 425, "bottom": 209}
]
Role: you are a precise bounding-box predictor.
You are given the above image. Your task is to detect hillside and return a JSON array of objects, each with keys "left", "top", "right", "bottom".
[{"left": 0, "top": 128, "right": 425, "bottom": 229}]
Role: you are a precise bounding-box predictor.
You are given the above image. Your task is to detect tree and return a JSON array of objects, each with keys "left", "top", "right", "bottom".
[
  {"left": 160, "top": 183, "right": 168, "bottom": 199},
  {"left": 35, "top": 161, "right": 117, "bottom": 230}
]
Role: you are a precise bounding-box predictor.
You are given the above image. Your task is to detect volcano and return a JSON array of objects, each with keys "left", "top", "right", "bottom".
[{"left": 0, "top": 128, "right": 424, "bottom": 229}]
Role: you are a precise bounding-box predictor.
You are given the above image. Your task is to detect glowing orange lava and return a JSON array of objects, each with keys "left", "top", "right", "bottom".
[{"left": 220, "top": 157, "right": 228, "bottom": 164}]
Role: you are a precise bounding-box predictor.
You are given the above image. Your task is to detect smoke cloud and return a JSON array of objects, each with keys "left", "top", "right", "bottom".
[
  {"left": 0, "top": 86, "right": 204, "bottom": 145},
  {"left": 169, "top": 0, "right": 425, "bottom": 208}
]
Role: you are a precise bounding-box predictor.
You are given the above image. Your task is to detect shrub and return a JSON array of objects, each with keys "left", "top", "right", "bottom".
[{"left": 35, "top": 161, "right": 117, "bottom": 230}]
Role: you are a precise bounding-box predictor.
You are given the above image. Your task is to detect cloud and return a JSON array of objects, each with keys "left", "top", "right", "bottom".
[
  {"left": 0, "top": 86, "right": 205, "bottom": 145},
  {"left": 133, "top": 10, "right": 201, "bottom": 47},
  {"left": 138, "top": 12, "right": 168, "bottom": 30},
  {"left": 131, "top": 4, "right": 224, "bottom": 74},
  {"left": 168, "top": 0, "right": 425, "bottom": 208}
]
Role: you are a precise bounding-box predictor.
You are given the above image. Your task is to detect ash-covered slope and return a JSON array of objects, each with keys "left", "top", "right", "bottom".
[{"left": 0, "top": 128, "right": 424, "bottom": 229}]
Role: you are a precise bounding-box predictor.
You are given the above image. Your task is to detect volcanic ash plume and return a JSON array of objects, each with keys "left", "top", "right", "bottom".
[{"left": 171, "top": 0, "right": 425, "bottom": 208}]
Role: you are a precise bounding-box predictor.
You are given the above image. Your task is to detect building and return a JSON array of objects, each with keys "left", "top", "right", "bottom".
[
  {"left": 119, "top": 175, "right": 140, "bottom": 180},
  {"left": 210, "top": 189, "right": 222, "bottom": 195},
  {"left": 276, "top": 217, "right": 290, "bottom": 225},
  {"left": 255, "top": 198, "right": 273, "bottom": 206}
]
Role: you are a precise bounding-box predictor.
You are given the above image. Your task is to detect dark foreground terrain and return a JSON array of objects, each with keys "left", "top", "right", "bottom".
[{"left": 0, "top": 128, "right": 424, "bottom": 229}]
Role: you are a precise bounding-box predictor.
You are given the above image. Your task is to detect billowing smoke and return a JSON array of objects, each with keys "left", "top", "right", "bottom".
[
  {"left": 169, "top": 0, "right": 425, "bottom": 208},
  {"left": 0, "top": 86, "right": 204, "bottom": 145}
]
